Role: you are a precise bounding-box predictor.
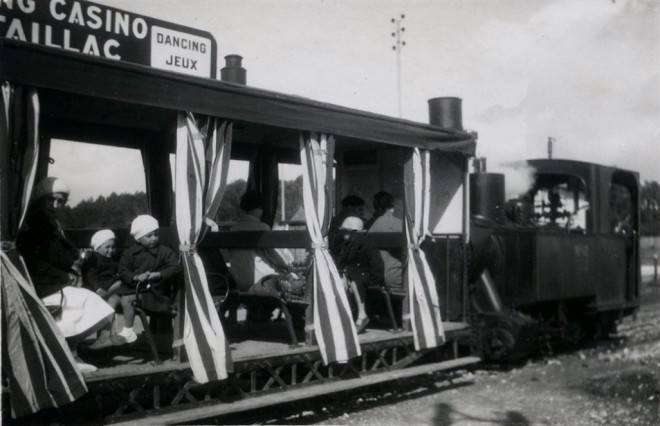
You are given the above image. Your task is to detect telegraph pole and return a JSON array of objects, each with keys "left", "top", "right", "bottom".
[
  {"left": 391, "top": 15, "right": 406, "bottom": 118},
  {"left": 548, "top": 137, "right": 555, "bottom": 159}
]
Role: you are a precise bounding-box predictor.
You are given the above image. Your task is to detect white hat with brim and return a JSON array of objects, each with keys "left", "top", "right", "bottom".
[
  {"left": 130, "top": 215, "right": 159, "bottom": 241},
  {"left": 32, "top": 177, "right": 69, "bottom": 200},
  {"left": 91, "top": 229, "right": 116, "bottom": 251},
  {"left": 340, "top": 216, "right": 364, "bottom": 231}
]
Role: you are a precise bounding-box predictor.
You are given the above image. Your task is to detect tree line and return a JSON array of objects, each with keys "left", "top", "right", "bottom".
[{"left": 60, "top": 177, "right": 305, "bottom": 229}]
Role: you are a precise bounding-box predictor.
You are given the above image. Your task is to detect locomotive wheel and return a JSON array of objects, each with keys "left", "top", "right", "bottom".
[
  {"left": 482, "top": 325, "right": 516, "bottom": 361},
  {"left": 477, "top": 312, "right": 539, "bottom": 363}
]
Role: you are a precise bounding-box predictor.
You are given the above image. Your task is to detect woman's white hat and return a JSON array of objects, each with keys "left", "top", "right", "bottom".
[
  {"left": 91, "top": 229, "right": 116, "bottom": 251},
  {"left": 130, "top": 215, "right": 159, "bottom": 241},
  {"left": 340, "top": 216, "right": 364, "bottom": 231},
  {"left": 32, "top": 177, "right": 69, "bottom": 200}
]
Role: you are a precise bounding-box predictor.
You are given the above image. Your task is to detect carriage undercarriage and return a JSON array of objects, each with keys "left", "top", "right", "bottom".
[{"left": 57, "top": 324, "right": 476, "bottom": 424}]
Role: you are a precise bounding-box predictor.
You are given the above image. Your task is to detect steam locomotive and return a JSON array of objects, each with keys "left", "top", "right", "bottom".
[{"left": 468, "top": 158, "right": 640, "bottom": 361}]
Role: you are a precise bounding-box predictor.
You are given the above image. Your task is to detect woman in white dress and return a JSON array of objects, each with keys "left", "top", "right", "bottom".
[{"left": 17, "top": 177, "right": 120, "bottom": 372}]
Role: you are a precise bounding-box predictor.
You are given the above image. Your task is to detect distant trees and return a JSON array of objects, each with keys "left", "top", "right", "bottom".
[
  {"left": 61, "top": 177, "right": 306, "bottom": 229},
  {"left": 60, "top": 192, "right": 148, "bottom": 229},
  {"left": 641, "top": 180, "right": 660, "bottom": 235},
  {"left": 214, "top": 179, "right": 247, "bottom": 222},
  {"left": 276, "top": 175, "right": 304, "bottom": 222}
]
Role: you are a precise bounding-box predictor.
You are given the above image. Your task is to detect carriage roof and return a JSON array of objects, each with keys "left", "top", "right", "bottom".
[{"left": 0, "top": 40, "right": 475, "bottom": 155}]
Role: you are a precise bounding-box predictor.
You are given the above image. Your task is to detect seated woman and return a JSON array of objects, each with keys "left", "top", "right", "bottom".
[
  {"left": 18, "top": 178, "right": 120, "bottom": 372},
  {"left": 331, "top": 216, "right": 384, "bottom": 333},
  {"left": 226, "top": 192, "right": 300, "bottom": 320},
  {"left": 366, "top": 191, "right": 404, "bottom": 290}
]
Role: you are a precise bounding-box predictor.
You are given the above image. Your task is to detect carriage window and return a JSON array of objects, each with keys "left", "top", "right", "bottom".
[
  {"left": 48, "top": 140, "right": 147, "bottom": 229},
  {"left": 168, "top": 155, "right": 250, "bottom": 229},
  {"left": 532, "top": 174, "right": 588, "bottom": 231},
  {"left": 215, "top": 160, "right": 249, "bottom": 227},
  {"left": 275, "top": 163, "right": 304, "bottom": 230},
  {"left": 610, "top": 183, "right": 633, "bottom": 235}
]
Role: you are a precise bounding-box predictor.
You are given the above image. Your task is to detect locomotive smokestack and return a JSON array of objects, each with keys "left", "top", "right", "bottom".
[
  {"left": 220, "top": 54, "right": 247, "bottom": 85},
  {"left": 470, "top": 173, "right": 505, "bottom": 223},
  {"left": 428, "top": 97, "right": 463, "bottom": 131}
]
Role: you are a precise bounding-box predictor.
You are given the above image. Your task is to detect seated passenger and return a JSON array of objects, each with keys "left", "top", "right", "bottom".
[
  {"left": 331, "top": 216, "right": 384, "bottom": 333},
  {"left": 366, "top": 191, "right": 404, "bottom": 290},
  {"left": 118, "top": 215, "right": 180, "bottom": 343},
  {"left": 18, "top": 177, "right": 118, "bottom": 372},
  {"left": 81, "top": 229, "right": 132, "bottom": 350},
  {"left": 328, "top": 195, "right": 365, "bottom": 254},
  {"left": 82, "top": 229, "right": 123, "bottom": 309},
  {"left": 227, "top": 191, "right": 296, "bottom": 298}
]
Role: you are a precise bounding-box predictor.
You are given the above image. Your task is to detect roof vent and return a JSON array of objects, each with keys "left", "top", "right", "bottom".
[{"left": 220, "top": 54, "right": 246, "bottom": 85}]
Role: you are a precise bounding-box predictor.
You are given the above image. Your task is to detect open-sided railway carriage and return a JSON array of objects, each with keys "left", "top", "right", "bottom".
[{"left": 0, "top": 3, "right": 478, "bottom": 423}]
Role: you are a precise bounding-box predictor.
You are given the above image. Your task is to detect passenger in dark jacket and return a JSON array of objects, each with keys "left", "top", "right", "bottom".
[
  {"left": 118, "top": 215, "right": 179, "bottom": 343},
  {"left": 328, "top": 195, "right": 365, "bottom": 254},
  {"left": 82, "top": 229, "right": 123, "bottom": 308},
  {"left": 19, "top": 205, "right": 81, "bottom": 298},
  {"left": 330, "top": 216, "right": 384, "bottom": 333}
]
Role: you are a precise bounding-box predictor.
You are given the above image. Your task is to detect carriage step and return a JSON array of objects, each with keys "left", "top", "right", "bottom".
[{"left": 111, "top": 356, "right": 480, "bottom": 425}]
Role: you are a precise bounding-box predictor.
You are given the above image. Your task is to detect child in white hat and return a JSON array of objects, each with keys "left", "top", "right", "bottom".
[
  {"left": 82, "top": 229, "right": 128, "bottom": 349},
  {"left": 117, "top": 215, "right": 179, "bottom": 343}
]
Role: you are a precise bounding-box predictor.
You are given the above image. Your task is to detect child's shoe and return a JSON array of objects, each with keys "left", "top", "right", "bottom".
[{"left": 117, "top": 327, "right": 138, "bottom": 343}]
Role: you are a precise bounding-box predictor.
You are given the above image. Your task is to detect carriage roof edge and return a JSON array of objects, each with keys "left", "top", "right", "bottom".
[{"left": 0, "top": 39, "right": 476, "bottom": 155}]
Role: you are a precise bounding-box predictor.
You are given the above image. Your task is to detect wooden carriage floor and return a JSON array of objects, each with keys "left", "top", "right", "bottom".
[{"left": 80, "top": 319, "right": 471, "bottom": 383}]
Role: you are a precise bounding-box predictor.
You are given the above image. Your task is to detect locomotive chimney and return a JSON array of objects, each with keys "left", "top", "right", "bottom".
[
  {"left": 220, "top": 54, "right": 247, "bottom": 85},
  {"left": 470, "top": 173, "right": 505, "bottom": 224},
  {"left": 428, "top": 97, "right": 463, "bottom": 131}
]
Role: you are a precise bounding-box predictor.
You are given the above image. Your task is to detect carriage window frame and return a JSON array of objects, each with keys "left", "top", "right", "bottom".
[
  {"left": 47, "top": 139, "right": 148, "bottom": 230},
  {"left": 530, "top": 173, "right": 589, "bottom": 232}
]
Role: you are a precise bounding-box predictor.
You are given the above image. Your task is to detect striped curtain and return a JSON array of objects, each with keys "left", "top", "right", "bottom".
[
  {"left": 1, "top": 83, "right": 87, "bottom": 418},
  {"left": 299, "top": 132, "right": 361, "bottom": 364},
  {"left": 404, "top": 148, "right": 445, "bottom": 350},
  {"left": 175, "top": 112, "right": 233, "bottom": 382}
]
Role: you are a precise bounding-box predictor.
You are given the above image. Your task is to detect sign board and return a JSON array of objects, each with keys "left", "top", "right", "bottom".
[{"left": 0, "top": 0, "right": 217, "bottom": 78}]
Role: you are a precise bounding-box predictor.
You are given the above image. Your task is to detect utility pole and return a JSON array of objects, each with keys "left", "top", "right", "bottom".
[
  {"left": 548, "top": 137, "right": 555, "bottom": 159},
  {"left": 391, "top": 15, "right": 406, "bottom": 118}
]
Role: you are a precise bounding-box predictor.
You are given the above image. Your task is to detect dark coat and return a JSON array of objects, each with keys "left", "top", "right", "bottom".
[
  {"left": 118, "top": 243, "right": 179, "bottom": 294},
  {"left": 331, "top": 230, "right": 384, "bottom": 287},
  {"left": 17, "top": 210, "right": 78, "bottom": 298},
  {"left": 82, "top": 252, "right": 119, "bottom": 292}
]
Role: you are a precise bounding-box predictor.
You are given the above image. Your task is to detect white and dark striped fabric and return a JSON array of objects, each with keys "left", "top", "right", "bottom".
[
  {"left": 300, "top": 132, "right": 361, "bottom": 364},
  {"left": 175, "top": 112, "right": 233, "bottom": 383},
  {"left": 1, "top": 83, "right": 87, "bottom": 418},
  {"left": 404, "top": 148, "right": 445, "bottom": 350}
]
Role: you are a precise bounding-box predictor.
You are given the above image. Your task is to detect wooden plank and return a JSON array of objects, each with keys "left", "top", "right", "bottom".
[{"left": 109, "top": 356, "right": 480, "bottom": 425}]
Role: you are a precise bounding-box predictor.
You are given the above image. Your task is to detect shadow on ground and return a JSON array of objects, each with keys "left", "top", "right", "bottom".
[{"left": 432, "top": 402, "right": 530, "bottom": 426}]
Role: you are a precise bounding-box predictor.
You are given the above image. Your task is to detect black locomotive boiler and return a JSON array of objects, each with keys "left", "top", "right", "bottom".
[{"left": 469, "top": 159, "right": 640, "bottom": 361}]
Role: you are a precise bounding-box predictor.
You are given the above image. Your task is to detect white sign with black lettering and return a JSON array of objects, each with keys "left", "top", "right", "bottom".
[{"left": 151, "top": 26, "right": 212, "bottom": 78}]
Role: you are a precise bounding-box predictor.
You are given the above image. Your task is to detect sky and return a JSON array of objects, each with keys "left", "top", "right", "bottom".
[{"left": 47, "top": 0, "right": 659, "bottom": 205}]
